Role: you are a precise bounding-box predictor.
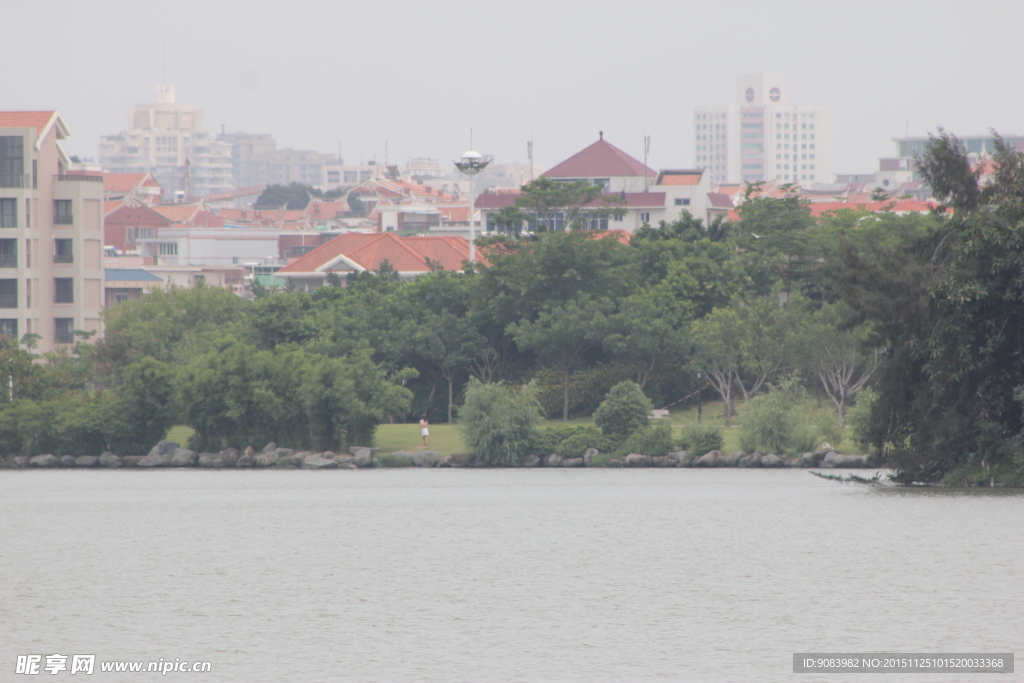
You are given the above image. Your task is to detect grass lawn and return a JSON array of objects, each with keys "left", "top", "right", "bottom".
[{"left": 163, "top": 398, "right": 850, "bottom": 458}]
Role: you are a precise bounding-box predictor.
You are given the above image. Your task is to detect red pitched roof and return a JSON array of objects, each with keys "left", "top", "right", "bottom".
[
  {"left": 280, "top": 233, "right": 476, "bottom": 274},
  {"left": 656, "top": 170, "right": 704, "bottom": 186},
  {"left": 543, "top": 136, "right": 656, "bottom": 179},
  {"left": 152, "top": 204, "right": 202, "bottom": 223},
  {"left": 707, "top": 192, "right": 734, "bottom": 210},
  {"left": 0, "top": 111, "right": 67, "bottom": 142},
  {"left": 104, "top": 172, "right": 152, "bottom": 194},
  {"left": 475, "top": 191, "right": 664, "bottom": 209},
  {"left": 807, "top": 199, "right": 937, "bottom": 217}
]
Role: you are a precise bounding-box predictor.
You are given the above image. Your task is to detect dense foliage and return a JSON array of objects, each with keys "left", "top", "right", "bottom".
[
  {"left": 459, "top": 379, "right": 543, "bottom": 466},
  {"left": 6, "top": 139, "right": 1024, "bottom": 484}
]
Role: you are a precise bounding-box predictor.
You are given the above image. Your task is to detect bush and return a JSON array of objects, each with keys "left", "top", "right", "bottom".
[
  {"left": 555, "top": 427, "right": 613, "bottom": 459},
  {"left": 847, "top": 388, "right": 878, "bottom": 453},
  {"left": 614, "top": 420, "right": 675, "bottom": 458},
  {"left": 594, "top": 381, "right": 653, "bottom": 441},
  {"left": 679, "top": 424, "right": 723, "bottom": 455},
  {"left": 377, "top": 453, "right": 415, "bottom": 467},
  {"left": 460, "top": 378, "right": 543, "bottom": 466},
  {"left": 530, "top": 424, "right": 582, "bottom": 455},
  {"left": 739, "top": 378, "right": 813, "bottom": 455},
  {"left": 531, "top": 362, "right": 632, "bottom": 419}
]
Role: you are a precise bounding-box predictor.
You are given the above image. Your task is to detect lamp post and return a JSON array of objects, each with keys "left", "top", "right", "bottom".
[{"left": 454, "top": 150, "right": 491, "bottom": 263}]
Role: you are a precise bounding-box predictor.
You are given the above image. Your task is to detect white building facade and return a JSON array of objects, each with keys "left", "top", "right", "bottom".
[
  {"left": 694, "top": 74, "right": 833, "bottom": 185},
  {"left": 99, "top": 85, "right": 233, "bottom": 200}
]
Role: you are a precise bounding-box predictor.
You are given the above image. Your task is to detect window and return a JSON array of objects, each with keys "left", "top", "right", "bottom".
[
  {"left": 114, "top": 288, "right": 133, "bottom": 304},
  {"left": 137, "top": 227, "right": 155, "bottom": 240},
  {"left": 54, "top": 200, "right": 73, "bottom": 225},
  {"left": 25, "top": 278, "right": 30, "bottom": 307},
  {"left": 640, "top": 212, "right": 650, "bottom": 223},
  {"left": 0, "top": 239, "right": 15, "bottom": 268},
  {"left": 0, "top": 318, "right": 15, "bottom": 339},
  {"left": 0, "top": 136, "right": 24, "bottom": 187},
  {"left": 0, "top": 279, "right": 16, "bottom": 308},
  {"left": 0, "top": 198, "right": 16, "bottom": 228},
  {"left": 25, "top": 239, "right": 30, "bottom": 267},
  {"left": 55, "top": 318, "right": 74, "bottom": 344},
  {"left": 25, "top": 198, "right": 30, "bottom": 227},
  {"left": 157, "top": 243, "right": 177, "bottom": 256},
  {"left": 54, "top": 239, "right": 73, "bottom": 263},
  {"left": 54, "top": 278, "right": 73, "bottom": 304}
]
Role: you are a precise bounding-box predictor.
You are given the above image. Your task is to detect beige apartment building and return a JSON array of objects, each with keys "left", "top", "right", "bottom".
[{"left": 0, "top": 111, "right": 105, "bottom": 352}]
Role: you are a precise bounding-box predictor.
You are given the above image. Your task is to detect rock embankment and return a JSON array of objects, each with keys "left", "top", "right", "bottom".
[{"left": 4, "top": 441, "right": 876, "bottom": 470}]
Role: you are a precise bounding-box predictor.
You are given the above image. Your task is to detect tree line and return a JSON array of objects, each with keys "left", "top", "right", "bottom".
[{"left": 2, "top": 131, "right": 1022, "bottom": 485}]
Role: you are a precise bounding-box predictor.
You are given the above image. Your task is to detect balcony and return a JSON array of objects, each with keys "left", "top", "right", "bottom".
[
  {"left": 53, "top": 254, "right": 73, "bottom": 264},
  {"left": 54, "top": 174, "right": 103, "bottom": 183},
  {"left": 53, "top": 216, "right": 74, "bottom": 225},
  {"left": 0, "top": 174, "right": 30, "bottom": 188}
]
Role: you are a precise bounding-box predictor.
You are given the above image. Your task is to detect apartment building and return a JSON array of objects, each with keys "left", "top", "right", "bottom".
[
  {"left": 1, "top": 111, "right": 105, "bottom": 352},
  {"left": 694, "top": 74, "right": 833, "bottom": 186},
  {"left": 99, "top": 84, "right": 233, "bottom": 200}
]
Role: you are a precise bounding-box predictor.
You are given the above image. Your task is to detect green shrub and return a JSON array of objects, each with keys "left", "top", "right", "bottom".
[
  {"left": 531, "top": 362, "right": 632, "bottom": 419},
  {"left": 679, "top": 424, "right": 723, "bottom": 455},
  {"left": 812, "top": 408, "right": 845, "bottom": 449},
  {"left": 531, "top": 424, "right": 581, "bottom": 455},
  {"left": 555, "top": 427, "right": 613, "bottom": 459},
  {"left": 594, "top": 381, "right": 653, "bottom": 441},
  {"left": 614, "top": 420, "right": 675, "bottom": 458},
  {"left": 460, "top": 378, "right": 543, "bottom": 466},
  {"left": 739, "top": 378, "right": 814, "bottom": 455},
  {"left": 377, "top": 453, "right": 415, "bottom": 467},
  {"left": 847, "top": 388, "right": 878, "bottom": 453}
]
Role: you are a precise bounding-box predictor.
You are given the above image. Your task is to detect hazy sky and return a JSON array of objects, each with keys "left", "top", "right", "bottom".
[{"left": 5, "top": 0, "right": 1022, "bottom": 174}]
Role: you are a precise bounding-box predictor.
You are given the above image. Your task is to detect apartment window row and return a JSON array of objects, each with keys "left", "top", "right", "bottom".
[
  {"left": 1, "top": 200, "right": 76, "bottom": 228},
  {"left": 0, "top": 238, "right": 73, "bottom": 266}
]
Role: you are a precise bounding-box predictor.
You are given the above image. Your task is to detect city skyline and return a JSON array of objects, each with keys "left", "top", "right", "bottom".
[{"left": 4, "top": 0, "right": 1022, "bottom": 178}]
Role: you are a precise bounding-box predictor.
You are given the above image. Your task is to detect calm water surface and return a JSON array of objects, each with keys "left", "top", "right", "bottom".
[{"left": 1, "top": 469, "right": 1021, "bottom": 682}]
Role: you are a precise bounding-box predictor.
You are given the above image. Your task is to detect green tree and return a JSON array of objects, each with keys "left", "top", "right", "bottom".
[
  {"left": 487, "top": 177, "right": 626, "bottom": 235},
  {"left": 508, "top": 297, "right": 609, "bottom": 421},
  {"left": 255, "top": 182, "right": 315, "bottom": 210},
  {"left": 460, "top": 378, "right": 543, "bottom": 466},
  {"left": 593, "top": 381, "right": 653, "bottom": 441}
]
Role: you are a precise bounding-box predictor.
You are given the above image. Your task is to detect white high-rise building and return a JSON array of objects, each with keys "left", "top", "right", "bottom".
[
  {"left": 694, "top": 74, "right": 833, "bottom": 185},
  {"left": 99, "top": 85, "right": 233, "bottom": 199}
]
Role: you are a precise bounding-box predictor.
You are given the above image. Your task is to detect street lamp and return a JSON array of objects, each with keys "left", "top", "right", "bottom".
[{"left": 454, "top": 150, "right": 491, "bottom": 263}]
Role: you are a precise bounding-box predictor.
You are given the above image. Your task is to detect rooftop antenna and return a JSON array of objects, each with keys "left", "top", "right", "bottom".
[
  {"left": 643, "top": 129, "right": 651, "bottom": 192},
  {"left": 527, "top": 139, "right": 534, "bottom": 181}
]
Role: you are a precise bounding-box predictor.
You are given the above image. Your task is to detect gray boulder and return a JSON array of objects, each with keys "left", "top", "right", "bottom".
[
  {"left": 275, "top": 447, "right": 294, "bottom": 459},
  {"left": 13, "top": 456, "right": 29, "bottom": 468},
  {"left": 349, "top": 446, "right": 380, "bottom": 456},
  {"left": 561, "top": 457, "right": 584, "bottom": 467},
  {"left": 275, "top": 456, "right": 299, "bottom": 467},
  {"left": 693, "top": 450, "right": 722, "bottom": 467},
  {"left": 821, "top": 452, "right": 871, "bottom": 468},
  {"left": 30, "top": 454, "right": 59, "bottom": 467},
  {"left": 303, "top": 454, "right": 339, "bottom": 469},
  {"left": 75, "top": 455, "right": 99, "bottom": 468},
  {"left": 738, "top": 453, "right": 761, "bottom": 468},
  {"left": 625, "top": 453, "right": 652, "bottom": 467},
  {"left": 412, "top": 451, "right": 441, "bottom": 467},
  {"left": 760, "top": 453, "right": 784, "bottom": 467},
  {"left": 522, "top": 455, "right": 541, "bottom": 468},
  {"left": 236, "top": 454, "right": 256, "bottom": 467},
  {"left": 60, "top": 455, "right": 77, "bottom": 467},
  {"left": 261, "top": 442, "right": 277, "bottom": 455},
  {"left": 667, "top": 450, "right": 694, "bottom": 466},
  {"left": 332, "top": 455, "right": 355, "bottom": 465},
  {"left": 170, "top": 448, "right": 197, "bottom": 467},
  {"left": 138, "top": 441, "right": 179, "bottom": 467},
  {"left": 337, "top": 462, "right": 358, "bottom": 469},
  {"left": 255, "top": 451, "right": 279, "bottom": 467},
  {"left": 121, "top": 456, "right": 144, "bottom": 467},
  {"left": 723, "top": 451, "right": 745, "bottom": 467},
  {"left": 99, "top": 453, "right": 122, "bottom": 468},
  {"left": 652, "top": 456, "right": 677, "bottom": 467},
  {"left": 352, "top": 449, "right": 374, "bottom": 468},
  {"left": 583, "top": 448, "right": 599, "bottom": 466},
  {"left": 545, "top": 453, "right": 563, "bottom": 467},
  {"left": 606, "top": 458, "right": 625, "bottom": 467},
  {"left": 220, "top": 448, "right": 241, "bottom": 465},
  {"left": 198, "top": 453, "right": 225, "bottom": 468}
]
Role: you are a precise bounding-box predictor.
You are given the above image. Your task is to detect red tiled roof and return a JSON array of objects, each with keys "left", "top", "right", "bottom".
[
  {"left": 807, "top": 199, "right": 937, "bottom": 217},
  {"left": 656, "top": 170, "right": 704, "bottom": 186},
  {"left": 104, "top": 172, "right": 151, "bottom": 194},
  {"left": 104, "top": 200, "right": 126, "bottom": 216},
  {"left": 543, "top": 136, "right": 656, "bottom": 179},
  {"left": 707, "top": 192, "right": 734, "bottom": 210},
  {"left": 280, "top": 233, "right": 477, "bottom": 274},
  {"left": 476, "top": 191, "right": 665, "bottom": 209},
  {"left": 593, "top": 229, "right": 632, "bottom": 245},
  {"left": 0, "top": 111, "right": 66, "bottom": 141},
  {"left": 152, "top": 204, "right": 201, "bottom": 223},
  {"left": 436, "top": 205, "right": 470, "bottom": 223}
]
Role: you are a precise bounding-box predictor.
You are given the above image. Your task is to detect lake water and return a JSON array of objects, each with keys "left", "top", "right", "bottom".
[{"left": 1, "top": 469, "right": 1021, "bottom": 682}]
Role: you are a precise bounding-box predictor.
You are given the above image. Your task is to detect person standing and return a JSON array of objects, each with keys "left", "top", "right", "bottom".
[{"left": 419, "top": 417, "right": 429, "bottom": 447}]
